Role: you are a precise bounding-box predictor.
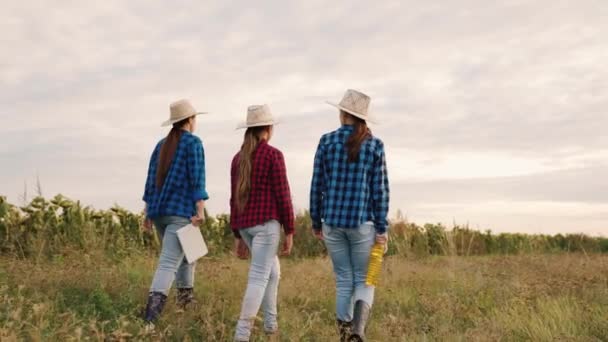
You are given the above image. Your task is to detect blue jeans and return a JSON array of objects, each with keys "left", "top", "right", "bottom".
[
  {"left": 234, "top": 220, "right": 281, "bottom": 341},
  {"left": 323, "top": 222, "right": 376, "bottom": 322},
  {"left": 149, "top": 216, "right": 195, "bottom": 295}
]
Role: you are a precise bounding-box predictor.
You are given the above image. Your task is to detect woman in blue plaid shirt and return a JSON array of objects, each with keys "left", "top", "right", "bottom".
[
  {"left": 141, "top": 100, "right": 210, "bottom": 326},
  {"left": 310, "top": 90, "right": 390, "bottom": 342}
]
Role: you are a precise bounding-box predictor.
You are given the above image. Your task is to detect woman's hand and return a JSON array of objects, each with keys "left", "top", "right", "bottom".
[
  {"left": 376, "top": 233, "right": 389, "bottom": 254},
  {"left": 191, "top": 200, "right": 206, "bottom": 225},
  {"left": 234, "top": 238, "right": 249, "bottom": 259},
  {"left": 190, "top": 214, "right": 205, "bottom": 226},
  {"left": 142, "top": 204, "right": 153, "bottom": 232},
  {"left": 142, "top": 218, "right": 153, "bottom": 233},
  {"left": 280, "top": 233, "right": 294, "bottom": 256},
  {"left": 375, "top": 233, "right": 388, "bottom": 245},
  {"left": 313, "top": 229, "right": 323, "bottom": 240}
]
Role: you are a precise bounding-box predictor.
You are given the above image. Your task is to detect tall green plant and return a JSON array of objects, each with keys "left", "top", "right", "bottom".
[{"left": 0, "top": 195, "right": 606, "bottom": 260}]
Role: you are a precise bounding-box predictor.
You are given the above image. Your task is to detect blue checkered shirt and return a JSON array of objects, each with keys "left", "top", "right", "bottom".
[
  {"left": 310, "top": 125, "right": 390, "bottom": 234},
  {"left": 143, "top": 131, "right": 209, "bottom": 219}
]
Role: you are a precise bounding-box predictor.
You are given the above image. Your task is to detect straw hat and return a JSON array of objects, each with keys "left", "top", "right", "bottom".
[
  {"left": 236, "top": 104, "right": 279, "bottom": 129},
  {"left": 161, "top": 99, "right": 207, "bottom": 127},
  {"left": 326, "top": 89, "right": 376, "bottom": 123}
]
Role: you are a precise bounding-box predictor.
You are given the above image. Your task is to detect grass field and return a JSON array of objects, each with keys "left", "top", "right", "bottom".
[{"left": 1, "top": 253, "right": 607, "bottom": 341}]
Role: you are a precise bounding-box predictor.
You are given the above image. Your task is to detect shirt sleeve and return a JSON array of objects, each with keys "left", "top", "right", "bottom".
[
  {"left": 229, "top": 155, "right": 241, "bottom": 238},
  {"left": 142, "top": 143, "right": 160, "bottom": 204},
  {"left": 309, "top": 140, "right": 325, "bottom": 230},
  {"left": 270, "top": 150, "right": 295, "bottom": 235},
  {"left": 371, "top": 142, "right": 390, "bottom": 234},
  {"left": 188, "top": 139, "right": 210, "bottom": 202}
]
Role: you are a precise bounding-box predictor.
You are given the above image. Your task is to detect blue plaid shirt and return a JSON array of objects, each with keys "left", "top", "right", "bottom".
[
  {"left": 143, "top": 131, "right": 209, "bottom": 219},
  {"left": 310, "top": 125, "right": 390, "bottom": 234}
]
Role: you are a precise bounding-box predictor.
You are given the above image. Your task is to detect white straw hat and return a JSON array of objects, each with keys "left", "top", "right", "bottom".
[
  {"left": 161, "top": 99, "right": 207, "bottom": 127},
  {"left": 236, "top": 104, "right": 279, "bottom": 129},
  {"left": 326, "top": 89, "right": 376, "bottom": 123}
]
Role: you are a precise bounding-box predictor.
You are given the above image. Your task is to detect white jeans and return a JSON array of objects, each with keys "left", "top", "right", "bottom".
[{"left": 234, "top": 220, "right": 281, "bottom": 341}]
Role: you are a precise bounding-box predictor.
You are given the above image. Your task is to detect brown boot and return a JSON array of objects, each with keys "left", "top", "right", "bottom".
[
  {"left": 176, "top": 287, "right": 195, "bottom": 309},
  {"left": 337, "top": 319, "right": 353, "bottom": 342},
  {"left": 265, "top": 329, "right": 279, "bottom": 342},
  {"left": 348, "top": 300, "right": 370, "bottom": 342}
]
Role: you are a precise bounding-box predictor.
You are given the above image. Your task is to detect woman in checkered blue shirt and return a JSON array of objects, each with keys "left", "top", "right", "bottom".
[
  {"left": 141, "top": 100, "right": 209, "bottom": 326},
  {"left": 310, "top": 90, "right": 390, "bottom": 342},
  {"left": 230, "top": 105, "right": 295, "bottom": 341}
]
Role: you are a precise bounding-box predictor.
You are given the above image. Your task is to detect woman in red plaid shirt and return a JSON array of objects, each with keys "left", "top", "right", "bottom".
[{"left": 230, "top": 104, "right": 295, "bottom": 342}]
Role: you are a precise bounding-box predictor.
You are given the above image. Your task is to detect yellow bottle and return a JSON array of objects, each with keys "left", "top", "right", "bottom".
[{"left": 365, "top": 243, "right": 384, "bottom": 286}]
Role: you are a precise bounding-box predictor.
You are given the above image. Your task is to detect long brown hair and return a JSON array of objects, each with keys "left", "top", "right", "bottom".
[
  {"left": 343, "top": 111, "right": 372, "bottom": 162},
  {"left": 155, "top": 118, "right": 190, "bottom": 188},
  {"left": 235, "top": 126, "right": 270, "bottom": 213}
]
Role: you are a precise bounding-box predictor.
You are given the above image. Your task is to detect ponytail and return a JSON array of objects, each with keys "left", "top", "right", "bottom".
[
  {"left": 344, "top": 112, "right": 371, "bottom": 162},
  {"left": 236, "top": 126, "right": 270, "bottom": 213},
  {"left": 156, "top": 119, "right": 190, "bottom": 188}
]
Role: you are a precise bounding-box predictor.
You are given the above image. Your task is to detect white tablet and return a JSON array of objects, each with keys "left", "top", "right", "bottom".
[{"left": 176, "top": 224, "right": 208, "bottom": 263}]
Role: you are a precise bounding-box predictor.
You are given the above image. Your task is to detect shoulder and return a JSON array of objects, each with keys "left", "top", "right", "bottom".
[
  {"left": 264, "top": 143, "right": 284, "bottom": 160},
  {"left": 263, "top": 143, "right": 286, "bottom": 168},
  {"left": 318, "top": 128, "right": 342, "bottom": 146},
  {"left": 367, "top": 135, "right": 385, "bottom": 155},
  {"left": 231, "top": 152, "right": 240, "bottom": 166},
  {"left": 183, "top": 132, "right": 202, "bottom": 144},
  {"left": 182, "top": 132, "right": 204, "bottom": 150},
  {"left": 152, "top": 138, "right": 165, "bottom": 155},
  {"left": 369, "top": 135, "right": 384, "bottom": 147}
]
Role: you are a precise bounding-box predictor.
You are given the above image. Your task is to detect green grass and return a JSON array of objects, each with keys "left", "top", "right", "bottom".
[{"left": 1, "top": 253, "right": 606, "bottom": 341}]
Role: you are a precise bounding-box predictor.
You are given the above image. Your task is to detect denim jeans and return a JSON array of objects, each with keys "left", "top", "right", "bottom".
[
  {"left": 149, "top": 216, "right": 195, "bottom": 295},
  {"left": 234, "top": 220, "right": 281, "bottom": 341},
  {"left": 323, "top": 222, "right": 376, "bottom": 322}
]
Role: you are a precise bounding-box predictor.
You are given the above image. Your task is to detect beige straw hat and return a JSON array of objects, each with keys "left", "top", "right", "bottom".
[
  {"left": 326, "top": 89, "right": 376, "bottom": 123},
  {"left": 161, "top": 99, "right": 207, "bottom": 127},
  {"left": 236, "top": 104, "right": 279, "bottom": 129}
]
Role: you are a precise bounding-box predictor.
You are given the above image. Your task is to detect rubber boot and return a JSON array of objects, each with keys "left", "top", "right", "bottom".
[
  {"left": 337, "top": 319, "right": 353, "bottom": 342},
  {"left": 348, "top": 300, "right": 371, "bottom": 342},
  {"left": 143, "top": 292, "right": 167, "bottom": 323}
]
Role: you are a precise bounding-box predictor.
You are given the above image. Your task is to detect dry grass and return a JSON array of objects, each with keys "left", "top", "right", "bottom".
[{"left": 1, "top": 253, "right": 607, "bottom": 341}]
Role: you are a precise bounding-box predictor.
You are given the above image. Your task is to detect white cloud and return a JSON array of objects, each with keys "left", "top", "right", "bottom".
[{"left": 1, "top": 0, "right": 607, "bottom": 234}]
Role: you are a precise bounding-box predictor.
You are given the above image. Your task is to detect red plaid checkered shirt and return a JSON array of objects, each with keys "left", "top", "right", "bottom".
[{"left": 230, "top": 140, "right": 295, "bottom": 238}]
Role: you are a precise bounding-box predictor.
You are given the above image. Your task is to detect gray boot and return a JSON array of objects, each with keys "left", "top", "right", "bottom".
[
  {"left": 348, "top": 300, "right": 371, "bottom": 342},
  {"left": 337, "top": 319, "right": 353, "bottom": 342},
  {"left": 143, "top": 292, "right": 167, "bottom": 323}
]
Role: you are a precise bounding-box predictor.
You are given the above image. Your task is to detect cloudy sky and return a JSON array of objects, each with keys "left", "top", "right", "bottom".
[{"left": 1, "top": 0, "right": 607, "bottom": 235}]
